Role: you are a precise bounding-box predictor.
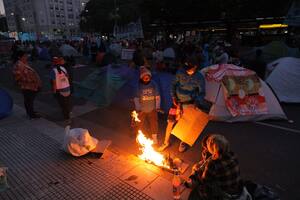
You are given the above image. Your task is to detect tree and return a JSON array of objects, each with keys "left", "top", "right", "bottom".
[
  {"left": 80, "top": 0, "right": 292, "bottom": 33},
  {"left": 80, "top": 0, "right": 142, "bottom": 33}
]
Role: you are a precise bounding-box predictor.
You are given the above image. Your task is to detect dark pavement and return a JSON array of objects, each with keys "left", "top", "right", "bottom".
[
  {"left": 75, "top": 104, "right": 300, "bottom": 200},
  {"left": 0, "top": 107, "right": 153, "bottom": 200},
  {"left": 1, "top": 60, "right": 300, "bottom": 199}
]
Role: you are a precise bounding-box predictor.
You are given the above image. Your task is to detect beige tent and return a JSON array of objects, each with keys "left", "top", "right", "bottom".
[{"left": 201, "top": 64, "right": 287, "bottom": 122}]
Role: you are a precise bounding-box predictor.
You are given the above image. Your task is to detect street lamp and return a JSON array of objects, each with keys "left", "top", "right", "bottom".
[{"left": 21, "top": 17, "right": 26, "bottom": 21}]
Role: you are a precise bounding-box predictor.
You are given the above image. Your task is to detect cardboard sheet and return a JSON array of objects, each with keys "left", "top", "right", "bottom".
[
  {"left": 91, "top": 140, "right": 112, "bottom": 154},
  {"left": 171, "top": 106, "right": 209, "bottom": 146}
]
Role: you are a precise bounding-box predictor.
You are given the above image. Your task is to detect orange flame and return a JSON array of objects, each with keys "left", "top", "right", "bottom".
[
  {"left": 131, "top": 110, "right": 141, "bottom": 122},
  {"left": 136, "top": 130, "right": 170, "bottom": 169}
]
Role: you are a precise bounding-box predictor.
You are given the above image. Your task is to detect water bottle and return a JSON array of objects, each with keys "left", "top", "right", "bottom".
[
  {"left": 172, "top": 169, "right": 181, "bottom": 200},
  {"left": 0, "top": 167, "right": 8, "bottom": 192}
]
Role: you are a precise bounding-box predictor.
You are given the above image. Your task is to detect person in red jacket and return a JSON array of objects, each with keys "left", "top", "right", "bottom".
[{"left": 13, "top": 50, "right": 42, "bottom": 119}]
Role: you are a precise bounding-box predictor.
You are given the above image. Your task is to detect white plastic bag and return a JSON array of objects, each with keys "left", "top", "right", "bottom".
[{"left": 63, "top": 126, "right": 98, "bottom": 157}]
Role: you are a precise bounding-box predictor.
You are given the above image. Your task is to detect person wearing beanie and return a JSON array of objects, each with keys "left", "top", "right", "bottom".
[
  {"left": 134, "top": 66, "right": 161, "bottom": 144},
  {"left": 159, "top": 56, "right": 206, "bottom": 152}
]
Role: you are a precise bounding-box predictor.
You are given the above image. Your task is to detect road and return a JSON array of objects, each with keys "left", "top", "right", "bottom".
[{"left": 1, "top": 59, "right": 299, "bottom": 199}]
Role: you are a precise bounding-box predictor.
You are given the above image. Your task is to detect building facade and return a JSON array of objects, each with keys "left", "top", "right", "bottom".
[{"left": 3, "top": 0, "right": 89, "bottom": 36}]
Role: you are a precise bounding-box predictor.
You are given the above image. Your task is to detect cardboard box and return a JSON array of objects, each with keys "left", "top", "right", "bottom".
[{"left": 172, "top": 106, "right": 209, "bottom": 146}]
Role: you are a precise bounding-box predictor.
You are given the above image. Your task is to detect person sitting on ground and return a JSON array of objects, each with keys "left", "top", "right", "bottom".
[
  {"left": 190, "top": 134, "right": 212, "bottom": 176},
  {"left": 183, "top": 135, "right": 212, "bottom": 190},
  {"left": 187, "top": 134, "right": 251, "bottom": 200},
  {"left": 159, "top": 56, "right": 206, "bottom": 152},
  {"left": 133, "top": 66, "right": 161, "bottom": 144}
]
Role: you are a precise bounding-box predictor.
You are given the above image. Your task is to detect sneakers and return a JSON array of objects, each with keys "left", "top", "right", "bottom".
[
  {"left": 152, "top": 134, "right": 158, "bottom": 145},
  {"left": 158, "top": 143, "right": 170, "bottom": 151},
  {"left": 178, "top": 142, "right": 188, "bottom": 153}
]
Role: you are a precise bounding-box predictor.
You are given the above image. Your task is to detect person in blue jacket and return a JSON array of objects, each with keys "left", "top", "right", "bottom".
[
  {"left": 134, "top": 66, "right": 161, "bottom": 144},
  {"left": 159, "top": 56, "right": 206, "bottom": 152}
]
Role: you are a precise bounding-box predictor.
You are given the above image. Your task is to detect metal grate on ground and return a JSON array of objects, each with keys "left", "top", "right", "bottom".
[{"left": 0, "top": 121, "right": 153, "bottom": 200}]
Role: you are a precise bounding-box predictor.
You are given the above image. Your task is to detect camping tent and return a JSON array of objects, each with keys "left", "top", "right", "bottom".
[
  {"left": 74, "top": 64, "right": 133, "bottom": 107},
  {"left": 257, "top": 41, "right": 300, "bottom": 63},
  {"left": 59, "top": 44, "right": 80, "bottom": 57},
  {"left": 201, "top": 64, "right": 287, "bottom": 122},
  {"left": 266, "top": 57, "right": 300, "bottom": 103},
  {"left": 241, "top": 41, "right": 300, "bottom": 64}
]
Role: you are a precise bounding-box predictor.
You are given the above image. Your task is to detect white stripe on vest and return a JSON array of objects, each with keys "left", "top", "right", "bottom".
[{"left": 53, "top": 67, "right": 70, "bottom": 90}]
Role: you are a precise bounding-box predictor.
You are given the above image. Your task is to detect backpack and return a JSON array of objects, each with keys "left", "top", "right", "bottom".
[{"left": 53, "top": 66, "right": 70, "bottom": 96}]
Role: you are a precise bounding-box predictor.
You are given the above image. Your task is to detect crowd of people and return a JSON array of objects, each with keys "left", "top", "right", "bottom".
[
  {"left": 8, "top": 35, "right": 274, "bottom": 200},
  {"left": 126, "top": 39, "right": 255, "bottom": 199},
  {"left": 12, "top": 50, "right": 72, "bottom": 123}
]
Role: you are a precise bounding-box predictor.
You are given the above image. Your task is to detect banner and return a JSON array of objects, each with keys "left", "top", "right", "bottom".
[
  {"left": 204, "top": 64, "right": 255, "bottom": 82},
  {"left": 222, "top": 75, "right": 268, "bottom": 116},
  {"left": 113, "top": 18, "right": 144, "bottom": 40},
  {"left": 121, "top": 48, "right": 135, "bottom": 60}
]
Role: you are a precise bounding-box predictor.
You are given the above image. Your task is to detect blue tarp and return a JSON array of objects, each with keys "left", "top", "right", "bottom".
[
  {"left": 152, "top": 72, "right": 174, "bottom": 112},
  {"left": 74, "top": 64, "right": 174, "bottom": 111},
  {"left": 74, "top": 64, "right": 134, "bottom": 107},
  {"left": 0, "top": 88, "right": 13, "bottom": 119},
  {"left": 39, "top": 47, "right": 51, "bottom": 61}
]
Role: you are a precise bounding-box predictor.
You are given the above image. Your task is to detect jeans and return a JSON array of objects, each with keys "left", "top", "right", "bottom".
[
  {"left": 22, "top": 89, "right": 38, "bottom": 117},
  {"left": 136, "top": 110, "right": 158, "bottom": 136},
  {"left": 55, "top": 93, "right": 71, "bottom": 120}
]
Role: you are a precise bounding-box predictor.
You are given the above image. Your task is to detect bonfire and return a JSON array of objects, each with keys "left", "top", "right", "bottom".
[{"left": 132, "top": 111, "right": 171, "bottom": 169}]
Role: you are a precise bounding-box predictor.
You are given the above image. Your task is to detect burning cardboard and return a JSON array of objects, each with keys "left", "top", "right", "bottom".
[{"left": 133, "top": 110, "right": 189, "bottom": 173}]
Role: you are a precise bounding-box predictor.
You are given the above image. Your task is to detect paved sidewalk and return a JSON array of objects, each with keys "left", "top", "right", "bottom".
[{"left": 0, "top": 105, "right": 190, "bottom": 200}]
